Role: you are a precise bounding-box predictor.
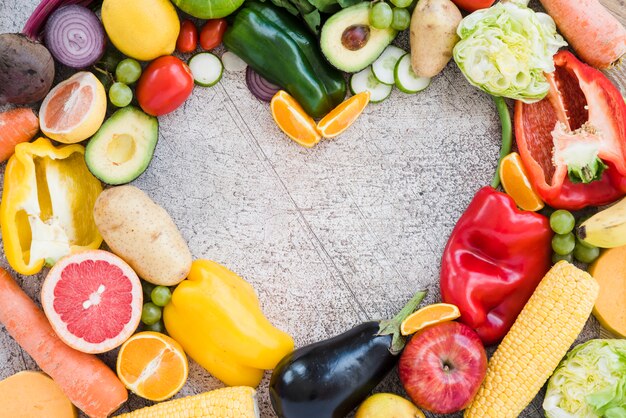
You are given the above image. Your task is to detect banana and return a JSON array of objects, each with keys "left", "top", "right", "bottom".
[{"left": 579, "top": 197, "right": 626, "bottom": 248}]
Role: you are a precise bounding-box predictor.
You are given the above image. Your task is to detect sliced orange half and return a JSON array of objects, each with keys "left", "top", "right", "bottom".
[
  {"left": 116, "top": 331, "right": 188, "bottom": 402},
  {"left": 500, "top": 152, "right": 545, "bottom": 211},
  {"left": 39, "top": 71, "right": 107, "bottom": 144},
  {"left": 400, "top": 303, "right": 461, "bottom": 336},
  {"left": 317, "top": 91, "right": 370, "bottom": 138},
  {"left": 270, "top": 90, "right": 321, "bottom": 148}
]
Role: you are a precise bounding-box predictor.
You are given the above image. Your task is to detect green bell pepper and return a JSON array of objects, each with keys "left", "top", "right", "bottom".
[{"left": 223, "top": 2, "right": 346, "bottom": 118}]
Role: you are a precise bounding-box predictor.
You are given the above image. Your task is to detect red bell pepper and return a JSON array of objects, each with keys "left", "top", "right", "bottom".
[
  {"left": 515, "top": 50, "right": 626, "bottom": 210},
  {"left": 440, "top": 187, "right": 552, "bottom": 346}
]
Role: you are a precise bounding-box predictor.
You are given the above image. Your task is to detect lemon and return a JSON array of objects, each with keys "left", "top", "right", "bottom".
[
  {"left": 39, "top": 72, "right": 107, "bottom": 144},
  {"left": 102, "top": 0, "right": 179, "bottom": 62}
]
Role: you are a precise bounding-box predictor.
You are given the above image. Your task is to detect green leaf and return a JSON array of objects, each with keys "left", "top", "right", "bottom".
[
  {"left": 308, "top": 0, "right": 340, "bottom": 13},
  {"left": 338, "top": 0, "right": 361, "bottom": 8},
  {"left": 302, "top": 9, "right": 322, "bottom": 34},
  {"left": 268, "top": 0, "right": 300, "bottom": 15}
]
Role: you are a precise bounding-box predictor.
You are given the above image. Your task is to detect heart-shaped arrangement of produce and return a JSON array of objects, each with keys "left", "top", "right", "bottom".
[{"left": 0, "top": 0, "right": 625, "bottom": 417}]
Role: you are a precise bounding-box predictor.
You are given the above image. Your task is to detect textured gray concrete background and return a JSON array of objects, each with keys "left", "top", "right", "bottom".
[{"left": 0, "top": 1, "right": 625, "bottom": 417}]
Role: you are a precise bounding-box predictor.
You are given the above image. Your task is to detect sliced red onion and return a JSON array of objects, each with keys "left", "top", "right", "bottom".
[
  {"left": 44, "top": 4, "right": 105, "bottom": 69},
  {"left": 23, "top": 0, "right": 93, "bottom": 40},
  {"left": 246, "top": 66, "right": 280, "bottom": 103}
]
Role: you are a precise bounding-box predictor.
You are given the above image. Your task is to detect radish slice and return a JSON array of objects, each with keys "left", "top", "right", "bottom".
[
  {"left": 222, "top": 51, "right": 247, "bottom": 72},
  {"left": 44, "top": 4, "right": 105, "bottom": 68},
  {"left": 246, "top": 67, "right": 280, "bottom": 103}
]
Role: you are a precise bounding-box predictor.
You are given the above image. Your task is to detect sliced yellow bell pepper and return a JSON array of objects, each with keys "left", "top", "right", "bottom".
[
  {"left": 1, "top": 137, "right": 103, "bottom": 275},
  {"left": 163, "top": 259, "right": 295, "bottom": 387}
]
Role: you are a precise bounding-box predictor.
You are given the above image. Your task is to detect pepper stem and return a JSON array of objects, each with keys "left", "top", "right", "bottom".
[
  {"left": 490, "top": 96, "right": 513, "bottom": 189},
  {"left": 377, "top": 290, "right": 427, "bottom": 355}
]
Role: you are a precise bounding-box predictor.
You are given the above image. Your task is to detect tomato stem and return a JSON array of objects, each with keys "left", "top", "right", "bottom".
[{"left": 491, "top": 95, "right": 512, "bottom": 189}]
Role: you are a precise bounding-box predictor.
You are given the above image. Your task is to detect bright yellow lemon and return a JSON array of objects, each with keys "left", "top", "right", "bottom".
[{"left": 102, "top": 0, "right": 179, "bottom": 61}]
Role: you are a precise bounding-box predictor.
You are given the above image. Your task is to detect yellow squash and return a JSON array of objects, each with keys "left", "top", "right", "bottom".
[
  {"left": 0, "top": 137, "right": 102, "bottom": 275},
  {"left": 164, "top": 259, "right": 294, "bottom": 387}
]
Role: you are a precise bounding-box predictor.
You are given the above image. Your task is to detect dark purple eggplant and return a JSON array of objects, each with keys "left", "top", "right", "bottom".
[{"left": 269, "top": 290, "right": 427, "bottom": 418}]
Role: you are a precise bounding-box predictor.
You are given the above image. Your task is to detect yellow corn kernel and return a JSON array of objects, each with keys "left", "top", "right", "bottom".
[
  {"left": 116, "top": 386, "right": 258, "bottom": 418},
  {"left": 464, "top": 261, "right": 599, "bottom": 418}
]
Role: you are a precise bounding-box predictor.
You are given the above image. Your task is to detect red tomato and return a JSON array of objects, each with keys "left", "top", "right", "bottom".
[
  {"left": 176, "top": 19, "right": 198, "bottom": 53},
  {"left": 136, "top": 56, "right": 194, "bottom": 116},
  {"left": 451, "top": 0, "right": 495, "bottom": 12},
  {"left": 200, "top": 19, "right": 227, "bottom": 50}
]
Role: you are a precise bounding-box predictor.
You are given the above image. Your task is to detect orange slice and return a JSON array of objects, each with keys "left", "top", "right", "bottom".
[
  {"left": 317, "top": 91, "right": 370, "bottom": 138},
  {"left": 116, "top": 331, "right": 188, "bottom": 401},
  {"left": 39, "top": 71, "right": 107, "bottom": 144},
  {"left": 499, "top": 152, "right": 545, "bottom": 211},
  {"left": 400, "top": 303, "right": 461, "bottom": 336},
  {"left": 270, "top": 90, "right": 321, "bottom": 148}
]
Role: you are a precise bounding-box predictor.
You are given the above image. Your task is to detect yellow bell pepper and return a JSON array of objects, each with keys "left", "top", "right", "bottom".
[
  {"left": 1, "top": 137, "right": 103, "bottom": 275},
  {"left": 163, "top": 259, "right": 295, "bottom": 387}
]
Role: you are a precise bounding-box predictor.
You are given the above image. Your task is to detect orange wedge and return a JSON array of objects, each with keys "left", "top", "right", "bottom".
[
  {"left": 500, "top": 152, "right": 545, "bottom": 211},
  {"left": 116, "top": 331, "right": 188, "bottom": 402},
  {"left": 270, "top": 90, "right": 321, "bottom": 148},
  {"left": 317, "top": 91, "right": 370, "bottom": 138},
  {"left": 400, "top": 303, "right": 461, "bottom": 336}
]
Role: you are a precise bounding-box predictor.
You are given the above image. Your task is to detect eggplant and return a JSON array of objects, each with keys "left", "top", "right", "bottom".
[{"left": 269, "top": 290, "right": 427, "bottom": 418}]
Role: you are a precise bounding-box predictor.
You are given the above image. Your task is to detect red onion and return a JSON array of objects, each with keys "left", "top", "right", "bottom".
[
  {"left": 43, "top": 4, "right": 105, "bottom": 69},
  {"left": 245, "top": 66, "right": 280, "bottom": 103},
  {"left": 23, "top": 0, "right": 93, "bottom": 40}
]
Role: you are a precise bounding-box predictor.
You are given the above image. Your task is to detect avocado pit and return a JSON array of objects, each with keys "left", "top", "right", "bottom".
[{"left": 341, "top": 25, "right": 370, "bottom": 51}]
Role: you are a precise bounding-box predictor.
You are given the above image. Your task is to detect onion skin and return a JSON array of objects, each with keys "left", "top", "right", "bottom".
[
  {"left": 44, "top": 4, "right": 106, "bottom": 68},
  {"left": 23, "top": 0, "right": 94, "bottom": 40},
  {"left": 0, "top": 33, "right": 55, "bottom": 105},
  {"left": 246, "top": 66, "right": 280, "bottom": 103}
]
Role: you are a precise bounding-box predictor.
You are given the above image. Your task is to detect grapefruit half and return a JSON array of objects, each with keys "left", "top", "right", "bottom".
[
  {"left": 42, "top": 250, "right": 143, "bottom": 354},
  {"left": 39, "top": 71, "right": 107, "bottom": 144}
]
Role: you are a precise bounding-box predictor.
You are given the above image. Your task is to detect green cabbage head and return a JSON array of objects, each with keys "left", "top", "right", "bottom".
[
  {"left": 453, "top": 1, "right": 566, "bottom": 103},
  {"left": 544, "top": 339, "right": 626, "bottom": 418}
]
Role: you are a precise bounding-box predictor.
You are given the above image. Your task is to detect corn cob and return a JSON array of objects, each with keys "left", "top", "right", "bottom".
[
  {"left": 464, "top": 261, "right": 599, "bottom": 418},
  {"left": 116, "top": 386, "right": 259, "bottom": 418}
]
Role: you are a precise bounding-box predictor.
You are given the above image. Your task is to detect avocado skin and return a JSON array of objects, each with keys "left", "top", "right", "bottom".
[
  {"left": 320, "top": 2, "right": 397, "bottom": 73},
  {"left": 85, "top": 106, "right": 158, "bottom": 185},
  {"left": 223, "top": 2, "right": 346, "bottom": 118}
]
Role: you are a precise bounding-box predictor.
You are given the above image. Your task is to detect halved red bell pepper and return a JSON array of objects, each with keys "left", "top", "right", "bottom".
[
  {"left": 515, "top": 50, "right": 626, "bottom": 210},
  {"left": 440, "top": 186, "right": 552, "bottom": 346}
]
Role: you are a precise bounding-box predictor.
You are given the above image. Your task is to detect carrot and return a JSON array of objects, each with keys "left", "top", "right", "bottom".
[
  {"left": 0, "top": 268, "right": 128, "bottom": 418},
  {"left": 539, "top": 0, "right": 626, "bottom": 69},
  {"left": 0, "top": 108, "right": 39, "bottom": 162}
]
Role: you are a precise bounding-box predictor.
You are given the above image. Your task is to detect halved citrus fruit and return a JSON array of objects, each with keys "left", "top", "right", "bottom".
[
  {"left": 499, "top": 152, "right": 545, "bottom": 211},
  {"left": 41, "top": 250, "right": 143, "bottom": 354},
  {"left": 40, "top": 71, "right": 107, "bottom": 144},
  {"left": 117, "top": 331, "right": 188, "bottom": 401},
  {"left": 400, "top": 303, "right": 461, "bottom": 336},
  {"left": 317, "top": 91, "right": 370, "bottom": 138},
  {"left": 270, "top": 90, "right": 321, "bottom": 148}
]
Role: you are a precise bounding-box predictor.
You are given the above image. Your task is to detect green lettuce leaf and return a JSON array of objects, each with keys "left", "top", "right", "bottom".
[
  {"left": 544, "top": 340, "right": 626, "bottom": 418},
  {"left": 453, "top": 1, "right": 567, "bottom": 103}
]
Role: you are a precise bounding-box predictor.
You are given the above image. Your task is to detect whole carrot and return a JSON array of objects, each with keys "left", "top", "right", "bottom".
[
  {"left": 0, "top": 267, "right": 128, "bottom": 418},
  {"left": 0, "top": 108, "right": 38, "bottom": 162},
  {"left": 540, "top": 0, "right": 626, "bottom": 69}
]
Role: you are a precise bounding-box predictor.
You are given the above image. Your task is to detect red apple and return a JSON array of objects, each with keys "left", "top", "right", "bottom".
[{"left": 398, "top": 321, "right": 487, "bottom": 414}]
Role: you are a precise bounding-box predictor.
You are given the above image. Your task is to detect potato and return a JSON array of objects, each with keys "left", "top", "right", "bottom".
[
  {"left": 410, "top": 0, "right": 462, "bottom": 78},
  {"left": 93, "top": 185, "right": 192, "bottom": 286}
]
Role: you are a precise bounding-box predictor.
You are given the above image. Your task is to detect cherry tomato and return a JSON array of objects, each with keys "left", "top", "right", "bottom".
[
  {"left": 136, "top": 56, "right": 194, "bottom": 116},
  {"left": 450, "top": 0, "right": 495, "bottom": 12},
  {"left": 200, "top": 19, "right": 227, "bottom": 50},
  {"left": 176, "top": 19, "right": 198, "bottom": 54}
]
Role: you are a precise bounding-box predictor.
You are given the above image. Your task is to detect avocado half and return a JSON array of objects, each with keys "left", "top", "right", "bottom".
[
  {"left": 321, "top": 2, "right": 397, "bottom": 73},
  {"left": 85, "top": 106, "right": 158, "bottom": 185}
]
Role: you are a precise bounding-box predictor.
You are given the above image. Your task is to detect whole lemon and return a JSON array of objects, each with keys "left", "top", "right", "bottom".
[{"left": 102, "top": 0, "right": 179, "bottom": 61}]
